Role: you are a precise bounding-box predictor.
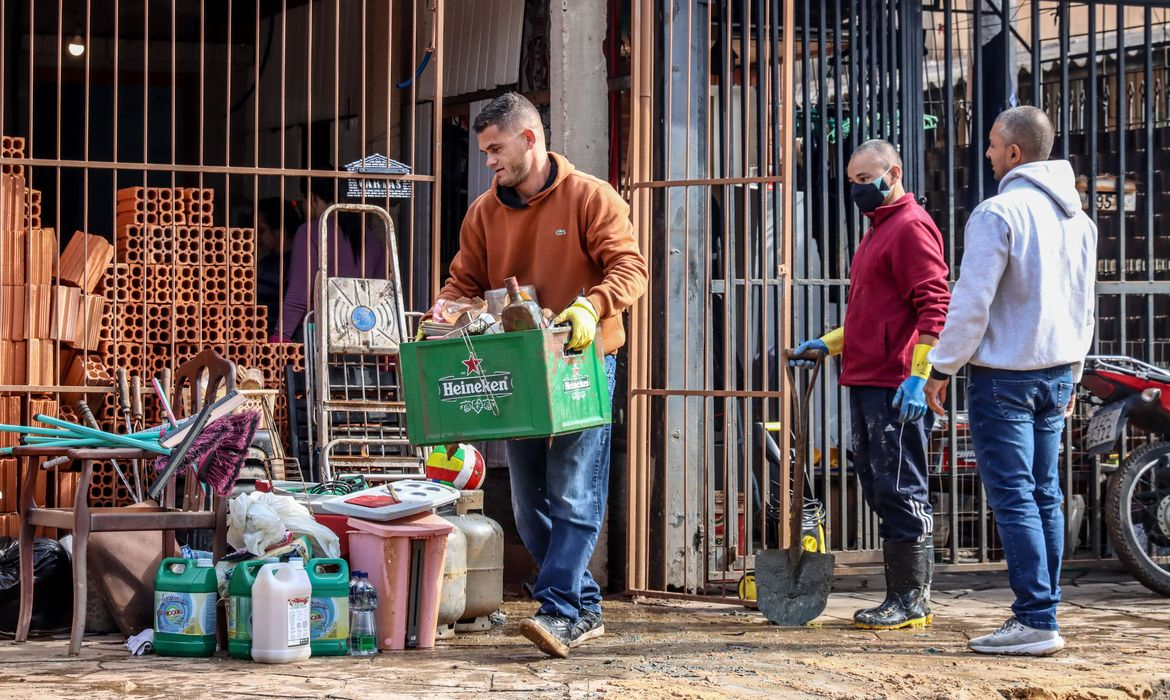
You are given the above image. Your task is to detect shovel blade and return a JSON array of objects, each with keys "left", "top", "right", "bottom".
[{"left": 755, "top": 548, "right": 835, "bottom": 626}]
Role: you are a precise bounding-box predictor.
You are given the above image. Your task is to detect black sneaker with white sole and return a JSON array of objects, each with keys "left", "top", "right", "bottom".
[
  {"left": 518, "top": 614, "right": 573, "bottom": 659},
  {"left": 569, "top": 610, "right": 605, "bottom": 647}
]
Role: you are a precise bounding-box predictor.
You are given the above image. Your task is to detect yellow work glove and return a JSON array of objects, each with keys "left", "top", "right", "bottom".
[
  {"left": 892, "top": 343, "right": 933, "bottom": 423},
  {"left": 554, "top": 297, "right": 599, "bottom": 351},
  {"left": 820, "top": 326, "right": 844, "bottom": 355}
]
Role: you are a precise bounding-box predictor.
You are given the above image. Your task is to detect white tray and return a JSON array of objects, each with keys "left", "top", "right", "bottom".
[{"left": 320, "top": 480, "right": 460, "bottom": 521}]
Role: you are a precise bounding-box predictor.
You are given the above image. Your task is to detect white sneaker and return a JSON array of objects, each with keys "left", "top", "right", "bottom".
[{"left": 968, "top": 617, "right": 1065, "bottom": 656}]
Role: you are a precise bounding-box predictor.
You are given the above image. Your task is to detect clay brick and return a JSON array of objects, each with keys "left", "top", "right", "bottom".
[
  {"left": 58, "top": 231, "right": 114, "bottom": 293},
  {"left": 1, "top": 227, "right": 27, "bottom": 285},
  {"left": 56, "top": 471, "right": 81, "bottom": 510},
  {"left": 0, "top": 340, "right": 27, "bottom": 385},
  {"left": 59, "top": 350, "right": 113, "bottom": 407},
  {"left": 71, "top": 294, "right": 107, "bottom": 351},
  {"left": 0, "top": 459, "right": 17, "bottom": 512},
  {"left": 50, "top": 285, "right": 82, "bottom": 343},
  {"left": 1, "top": 285, "right": 27, "bottom": 340},
  {"left": 27, "top": 284, "right": 51, "bottom": 339},
  {"left": 0, "top": 397, "right": 19, "bottom": 450},
  {"left": 114, "top": 225, "right": 146, "bottom": 264},
  {"left": 27, "top": 338, "right": 55, "bottom": 385},
  {"left": 0, "top": 513, "right": 16, "bottom": 538},
  {"left": 27, "top": 227, "right": 56, "bottom": 285},
  {"left": 145, "top": 304, "right": 173, "bottom": 345}
]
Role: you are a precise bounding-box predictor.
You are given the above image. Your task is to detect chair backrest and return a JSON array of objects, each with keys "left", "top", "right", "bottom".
[
  {"left": 173, "top": 348, "right": 236, "bottom": 417},
  {"left": 167, "top": 349, "right": 235, "bottom": 510}
]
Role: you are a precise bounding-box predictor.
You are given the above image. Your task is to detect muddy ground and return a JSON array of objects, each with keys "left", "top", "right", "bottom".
[{"left": 0, "top": 569, "right": 1166, "bottom": 699}]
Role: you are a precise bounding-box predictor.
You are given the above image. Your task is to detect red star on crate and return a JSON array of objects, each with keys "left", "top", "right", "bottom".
[{"left": 463, "top": 353, "right": 482, "bottom": 374}]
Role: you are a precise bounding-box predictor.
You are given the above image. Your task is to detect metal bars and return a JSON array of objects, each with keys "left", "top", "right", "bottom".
[
  {"left": 0, "top": 2, "right": 443, "bottom": 490},
  {"left": 627, "top": 1, "right": 1170, "bottom": 598}
]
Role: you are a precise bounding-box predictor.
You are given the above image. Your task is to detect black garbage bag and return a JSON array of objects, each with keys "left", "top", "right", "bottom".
[{"left": 0, "top": 536, "right": 73, "bottom": 632}]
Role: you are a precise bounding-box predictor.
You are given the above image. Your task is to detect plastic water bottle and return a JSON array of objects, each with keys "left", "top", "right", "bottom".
[{"left": 349, "top": 571, "right": 378, "bottom": 657}]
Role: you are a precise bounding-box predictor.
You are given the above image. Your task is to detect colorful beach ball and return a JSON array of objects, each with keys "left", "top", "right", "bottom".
[{"left": 425, "top": 444, "right": 486, "bottom": 490}]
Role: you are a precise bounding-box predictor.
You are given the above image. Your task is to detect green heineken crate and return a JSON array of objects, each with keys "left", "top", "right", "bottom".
[{"left": 399, "top": 327, "right": 611, "bottom": 445}]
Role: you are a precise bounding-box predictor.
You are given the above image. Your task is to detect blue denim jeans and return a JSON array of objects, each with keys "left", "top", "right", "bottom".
[
  {"left": 506, "top": 355, "right": 617, "bottom": 622},
  {"left": 967, "top": 365, "right": 1074, "bottom": 631}
]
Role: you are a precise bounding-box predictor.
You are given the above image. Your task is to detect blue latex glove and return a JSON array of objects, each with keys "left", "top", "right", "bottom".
[
  {"left": 892, "top": 375, "right": 928, "bottom": 423},
  {"left": 788, "top": 339, "right": 828, "bottom": 368}
]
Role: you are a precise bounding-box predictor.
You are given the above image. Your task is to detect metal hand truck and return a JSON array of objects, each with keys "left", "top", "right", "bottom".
[{"left": 305, "top": 202, "right": 423, "bottom": 483}]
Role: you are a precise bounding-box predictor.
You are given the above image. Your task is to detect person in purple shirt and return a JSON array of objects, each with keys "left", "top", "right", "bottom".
[{"left": 277, "top": 176, "right": 387, "bottom": 342}]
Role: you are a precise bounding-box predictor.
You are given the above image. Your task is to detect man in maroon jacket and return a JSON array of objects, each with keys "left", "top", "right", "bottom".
[{"left": 789, "top": 139, "right": 950, "bottom": 629}]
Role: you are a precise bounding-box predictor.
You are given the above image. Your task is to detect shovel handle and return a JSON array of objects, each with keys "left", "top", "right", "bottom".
[
  {"left": 783, "top": 347, "right": 827, "bottom": 363},
  {"left": 782, "top": 350, "right": 823, "bottom": 558}
]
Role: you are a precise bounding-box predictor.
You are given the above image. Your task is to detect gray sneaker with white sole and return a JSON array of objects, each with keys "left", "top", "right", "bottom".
[
  {"left": 569, "top": 610, "right": 605, "bottom": 648},
  {"left": 968, "top": 617, "right": 1065, "bottom": 656}
]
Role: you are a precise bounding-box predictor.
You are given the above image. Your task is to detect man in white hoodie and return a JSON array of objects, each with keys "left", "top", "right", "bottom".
[{"left": 924, "top": 106, "right": 1097, "bottom": 656}]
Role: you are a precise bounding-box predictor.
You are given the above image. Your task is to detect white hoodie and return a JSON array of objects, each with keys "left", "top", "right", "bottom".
[{"left": 928, "top": 160, "right": 1097, "bottom": 381}]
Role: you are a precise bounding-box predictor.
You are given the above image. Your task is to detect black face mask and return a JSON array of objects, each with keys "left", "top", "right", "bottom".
[{"left": 850, "top": 167, "right": 892, "bottom": 213}]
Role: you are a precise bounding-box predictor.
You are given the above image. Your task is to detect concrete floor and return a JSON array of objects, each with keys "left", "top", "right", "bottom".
[{"left": 0, "top": 569, "right": 1167, "bottom": 699}]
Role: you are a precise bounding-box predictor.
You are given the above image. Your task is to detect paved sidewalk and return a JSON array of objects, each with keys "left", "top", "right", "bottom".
[{"left": 0, "top": 569, "right": 1166, "bottom": 699}]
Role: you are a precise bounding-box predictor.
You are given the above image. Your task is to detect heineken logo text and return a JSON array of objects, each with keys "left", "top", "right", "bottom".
[
  {"left": 563, "top": 377, "right": 591, "bottom": 393},
  {"left": 439, "top": 372, "right": 514, "bottom": 401}
]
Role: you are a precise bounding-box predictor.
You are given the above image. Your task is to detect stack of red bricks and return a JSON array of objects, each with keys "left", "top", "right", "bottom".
[
  {"left": 94, "top": 187, "right": 304, "bottom": 505},
  {"left": 0, "top": 134, "right": 87, "bottom": 533}
]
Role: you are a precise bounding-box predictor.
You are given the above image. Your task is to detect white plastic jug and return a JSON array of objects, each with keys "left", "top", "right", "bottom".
[{"left": 250, "top": 561, "right": 313, "bottom": 663}]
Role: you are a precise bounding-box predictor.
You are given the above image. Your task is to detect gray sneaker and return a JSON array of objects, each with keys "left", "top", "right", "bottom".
[
  {"left": 968, "top": 617, "right": 1065, "bottom": 656},
  {"left": 518, "top": 614, "right": 573, "bottom": 659},
  {"left": 569, "top": 610, "right": 604, "bottom": 648}
]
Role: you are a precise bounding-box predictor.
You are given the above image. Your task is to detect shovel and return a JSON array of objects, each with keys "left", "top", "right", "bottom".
[{"left": 755, "top": 347, "right": 835, "bottom": 625}]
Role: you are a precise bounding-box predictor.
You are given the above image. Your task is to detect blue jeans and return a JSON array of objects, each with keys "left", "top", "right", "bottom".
[
  {"left": 849, "top": 387, "right": 934, "bottom": 542},
  {"left": 967, "top": 365, "right": 1074, "bottom": 631},
  {"left": 506, "top": 355, "right": 616, "bottom": 622}
]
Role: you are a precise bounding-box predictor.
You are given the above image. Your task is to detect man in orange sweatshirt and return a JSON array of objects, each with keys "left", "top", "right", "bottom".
[{"left": 432, "top": 92, "right": 647, "bottom": 658}]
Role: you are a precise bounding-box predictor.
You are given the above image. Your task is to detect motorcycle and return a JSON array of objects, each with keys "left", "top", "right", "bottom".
[{"left": 1080, "top": 355, "right": 1170, "bottom": 596}]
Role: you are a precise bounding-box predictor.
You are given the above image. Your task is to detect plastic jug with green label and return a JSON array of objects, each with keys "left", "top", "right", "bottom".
[
  {"left": 226, "top": 559, "right": 267, "bottom": 659},
  {"left": 154, "top": 557, "right": 217, "bottom": 657},
  {"left": 307, "top": 558, "right": 350, "bottom": 656}
]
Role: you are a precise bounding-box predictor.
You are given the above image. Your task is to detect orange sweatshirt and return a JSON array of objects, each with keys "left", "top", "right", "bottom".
[{"left": 438, "top": 153, "right": 648, "bottom": 354}]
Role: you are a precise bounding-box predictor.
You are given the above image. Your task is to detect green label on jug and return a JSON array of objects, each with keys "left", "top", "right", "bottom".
[
  {"left": 310, "top": 596, "right": 349, "bottom": 641},
  {"left": 288, "top": 596, "right": 310, "bottom": 646},
  {"left": 155, "top": 591, "right": 216, "bottom": 637},
  {"left": 228, "top": 597, "right": 253, "bottom": 641}
]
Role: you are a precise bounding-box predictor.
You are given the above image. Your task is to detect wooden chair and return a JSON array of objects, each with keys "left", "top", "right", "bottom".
[{"left": 14, "top": 349, "right": 236, "bottom": 655}]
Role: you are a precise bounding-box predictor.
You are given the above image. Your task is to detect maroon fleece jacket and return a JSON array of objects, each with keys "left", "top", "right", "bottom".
[{"left": 840, "top": 193, "right": 951, "bottom": 388}]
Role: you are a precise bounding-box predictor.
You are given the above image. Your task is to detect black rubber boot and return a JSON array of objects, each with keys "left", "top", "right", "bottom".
[{"left": 853, "top": 539, "right": 934, "bottom": 630}]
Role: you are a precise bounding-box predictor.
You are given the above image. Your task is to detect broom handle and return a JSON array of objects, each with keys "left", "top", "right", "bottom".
[
  {"left": 154, "top": 376, "right": 179, "bottom": 429},
  {"left": 0, "top": 424, "right": 164, "bottom": 440},
  {"left": 36, "top": 415, "right": 171, "bottom": 455}
]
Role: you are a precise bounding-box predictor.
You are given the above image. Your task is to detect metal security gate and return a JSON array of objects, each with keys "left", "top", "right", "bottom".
[
  {"left": 0, "top": 1, "right": 444, "bottom": 504},
  {"left": 626, "top": 0, "right": 799, "bottom": 596},
  {"left": 627, "top": 0, "right": 1170, "bottom": 597}
]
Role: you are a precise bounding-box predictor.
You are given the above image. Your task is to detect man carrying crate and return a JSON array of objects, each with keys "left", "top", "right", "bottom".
[{"left": 429, "top": 92, "right": 647, "bottom": 658}]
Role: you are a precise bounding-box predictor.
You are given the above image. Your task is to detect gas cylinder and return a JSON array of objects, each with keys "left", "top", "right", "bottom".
[
  {"left": 434, "top": 520, "right": 467, "bottom": 639},
  {"left": 442, "top": 490, "right": 504, "bottom": 633}
]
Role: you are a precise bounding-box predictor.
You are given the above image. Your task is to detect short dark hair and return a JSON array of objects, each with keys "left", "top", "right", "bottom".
[
  {"left": 851, "top": 139, "right": 903, "bottom": 170},
  {"left": 994, "top": 106, "right": 1054, "bottom": 162},
  {"left": 257, "top": 197, "right": 302, "bottom": 243},
  {"left": 302, "top": 172, "right": 337, "bottom": 204},
  {"left": 472, "top": 92, "right": 541, "bottom": 134}
]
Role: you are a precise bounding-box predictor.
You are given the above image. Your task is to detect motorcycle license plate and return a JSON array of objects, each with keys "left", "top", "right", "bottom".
[{"left": 1086, "top": 404, "right": 1125, "bottom": 454}]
